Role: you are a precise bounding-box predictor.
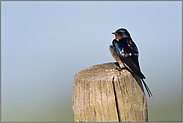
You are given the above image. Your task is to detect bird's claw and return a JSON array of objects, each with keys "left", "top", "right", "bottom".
[
  {"left": 115, "top": 67, "right": 122, "bottom": 71},
  {"left": 115, "top": 67, "right": 128, "bottom": 71}
]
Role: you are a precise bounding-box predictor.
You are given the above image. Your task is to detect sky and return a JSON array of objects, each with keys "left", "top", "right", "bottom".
[{"left": 1, "top": 1, "right": 182, "bottom": 122}]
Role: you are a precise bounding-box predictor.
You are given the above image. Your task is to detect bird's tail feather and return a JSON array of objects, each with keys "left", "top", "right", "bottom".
[{"left": 142, "top": 79, "right": 153, "bottom": 97}]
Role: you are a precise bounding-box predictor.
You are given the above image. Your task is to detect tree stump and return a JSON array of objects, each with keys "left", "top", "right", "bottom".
[{"left": 72, "top": 62, "right": 148, "bottom": 122}]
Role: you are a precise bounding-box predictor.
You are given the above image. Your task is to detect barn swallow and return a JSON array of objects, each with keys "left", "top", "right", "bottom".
[{"left": 110, "top": 28, "right": 153, "bottom": 97}]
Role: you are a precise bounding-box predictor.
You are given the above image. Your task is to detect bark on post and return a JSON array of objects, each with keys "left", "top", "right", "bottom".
[{"left": 72, "top": 62, "right": 148, "bottom": 122}]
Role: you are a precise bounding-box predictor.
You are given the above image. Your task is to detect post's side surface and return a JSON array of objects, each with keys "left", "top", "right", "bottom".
[{"left": 72, "top": 62, "right": 148, "bottom": 122}]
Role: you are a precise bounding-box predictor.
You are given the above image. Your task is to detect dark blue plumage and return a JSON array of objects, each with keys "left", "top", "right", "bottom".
[{"left": 110, "top": 28, "right": 153, "bottom": 97}]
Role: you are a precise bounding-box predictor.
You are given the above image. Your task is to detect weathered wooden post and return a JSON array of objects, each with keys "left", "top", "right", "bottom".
[{"left": 72, "top": 62, "right": 148, "bottom": 122}]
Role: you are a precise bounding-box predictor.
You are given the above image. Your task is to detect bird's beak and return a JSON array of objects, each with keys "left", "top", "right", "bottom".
[{"left": 112, "top": 32, "right": 116, "bottom": 35}]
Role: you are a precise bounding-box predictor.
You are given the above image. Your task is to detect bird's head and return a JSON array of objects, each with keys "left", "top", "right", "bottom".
[{"left": 112, "top": 28, "right": 131, "bottom": 40}]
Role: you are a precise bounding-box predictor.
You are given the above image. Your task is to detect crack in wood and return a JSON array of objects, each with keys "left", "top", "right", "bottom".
[{"left": 112, "top": 76, "right": 121, "bottom": 122}]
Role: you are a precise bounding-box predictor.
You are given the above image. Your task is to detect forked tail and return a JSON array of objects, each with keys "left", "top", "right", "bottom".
[{"left": 142, "top": 79, "right": 153, "bottom": 97}]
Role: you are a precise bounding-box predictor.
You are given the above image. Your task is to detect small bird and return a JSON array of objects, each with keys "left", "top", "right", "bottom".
[{"left": 110, "top": 28, "right": 153, "bottom": 97}]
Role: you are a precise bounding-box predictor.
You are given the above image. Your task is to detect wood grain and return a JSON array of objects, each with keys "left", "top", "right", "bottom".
[{"left": 72, "top": 62, "right": 148, "bottom": 122}]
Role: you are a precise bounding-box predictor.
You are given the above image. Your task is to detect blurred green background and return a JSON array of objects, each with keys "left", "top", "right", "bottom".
[{"left": 1, "top": 1, "right": 182, "bottom": 122}]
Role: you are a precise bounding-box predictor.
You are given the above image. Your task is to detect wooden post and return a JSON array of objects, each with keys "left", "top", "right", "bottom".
[{"left": 72, "top": 62, "right": 148, "bottom": 122}]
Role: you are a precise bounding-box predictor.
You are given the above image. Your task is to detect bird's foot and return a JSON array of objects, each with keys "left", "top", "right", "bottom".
[
  {"left": 115, "top": 67, "right": 122, "bottom": 71},
  {"left": 115, "top": 67, "right": 128, "bottom": 71},
  {"left": 115, "top": 67, "right": 128, "bottom": 74},
  {"left": 115, "top": 67, "right": 122, "bottom": 74}
]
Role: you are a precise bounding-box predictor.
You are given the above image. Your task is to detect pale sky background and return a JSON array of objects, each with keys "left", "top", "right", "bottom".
[{"left": 1, "top": 1, "right": 182, "bottom": 122}]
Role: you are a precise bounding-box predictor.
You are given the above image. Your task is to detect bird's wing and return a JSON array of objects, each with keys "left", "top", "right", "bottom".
[
  {"left": 112, "top": 39, "right": 152, "bottom": 97},
  {"left": 126, "top": 39, "right": 140, "bottom": 69},
  {"left": 113, "top": 39, "right": 145, "bottom": 79}
]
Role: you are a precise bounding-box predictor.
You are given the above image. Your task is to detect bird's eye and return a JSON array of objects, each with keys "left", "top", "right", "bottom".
[
  {"left": 118, "top": 32, "right": 123, "bottom": 35},
  {"left": 115, "top": 30, "right": 123, "bottom": 35}
]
